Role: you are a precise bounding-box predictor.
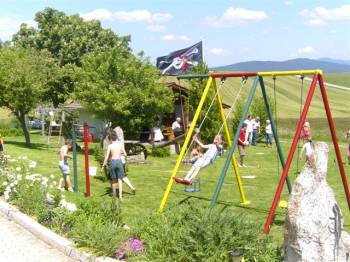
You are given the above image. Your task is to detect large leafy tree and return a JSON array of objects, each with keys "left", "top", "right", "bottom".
[
  {"left": 75, "top": 48, "right": 174, "bottom": 133},
  {"left": 12, "top": 7, "right": 130, "bottom": 107},
  {"left": 0, "top": 47, "right": 60, "bottom": 146},
  {"left": 188, "top": 63, "right": 222, "bottom": 143}
]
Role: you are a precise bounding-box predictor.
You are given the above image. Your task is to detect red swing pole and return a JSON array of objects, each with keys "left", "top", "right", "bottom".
[
  {"left": 83, "top": 122, "right": 91, "bottom": 197},
  {"left": 318, "top": 74, "right": 350, "bottom": 209},
  {"left": 263, "top": 73, "right": 319, "bottom": 235}
]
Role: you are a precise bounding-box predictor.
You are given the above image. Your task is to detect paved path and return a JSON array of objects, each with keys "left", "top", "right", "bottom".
[{"left": 0, "top": 214, "right": 72, "bottom": 262}]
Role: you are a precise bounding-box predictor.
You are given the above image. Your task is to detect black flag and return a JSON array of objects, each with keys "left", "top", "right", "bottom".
[{"left": 156, "top": 41, "right": 203, "bottom": 76}]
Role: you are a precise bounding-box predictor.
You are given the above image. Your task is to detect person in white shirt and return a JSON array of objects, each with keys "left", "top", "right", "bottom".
[
  {"left": 252, "top": 116, "right": 260, "bottom": 146},
  {"left": 265, "top": 120, "right": 273, "bottom": 147},
  {"left": 172, "top": 117, "right": 182, "bottom": 154},
  {"left": 244, "top": 115, "right": 254, "bottom": 144}
]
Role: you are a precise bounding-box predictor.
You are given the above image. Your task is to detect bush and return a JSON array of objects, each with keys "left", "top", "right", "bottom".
[
  {"left": 61, "top": 198, "right": 125, "bottom": 256},
  {"left": 94, "top": 144, "right": 104, "bottom": 165},
  {"left": 0, "top": 127, "right": 23, "bottom": 137},
  {"left": 151, "top": 146, "right": 170, "bottom": 157},
  {"left": 134, "top": 201, "right": 283, "bottom": 261}
]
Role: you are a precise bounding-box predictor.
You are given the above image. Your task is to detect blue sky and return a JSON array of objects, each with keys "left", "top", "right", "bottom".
[{"left": 0, "top": 0, "right": 349, "bottom": 67}]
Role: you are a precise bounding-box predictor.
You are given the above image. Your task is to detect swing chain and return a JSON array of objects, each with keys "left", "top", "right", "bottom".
[{"left": 183, "top": 77, "right": 226, "bottom": 159}]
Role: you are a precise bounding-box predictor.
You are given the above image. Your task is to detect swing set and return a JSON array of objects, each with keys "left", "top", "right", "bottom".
[{"left": 159, "top": 69, "right": 350, "bottom": 236}]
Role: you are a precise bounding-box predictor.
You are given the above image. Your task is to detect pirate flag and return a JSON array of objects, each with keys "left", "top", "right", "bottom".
[{"left": 156, "top": 41, "right": 203, "bottom": 76}]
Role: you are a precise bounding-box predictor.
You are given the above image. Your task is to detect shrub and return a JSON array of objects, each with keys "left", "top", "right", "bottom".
[
  {"left": 61, "top": 198, "right": 125, "bottom": 256},
  {"left": 134, "top": 201, "right": 283, "bottom": 261},
  {"left": 94, "top": 144, "right": 104, "bottom": 165},
  {"left": 0, "top": 127, "right": 23, "bottom": 137},
  {"left": 151, "top": 146, "right": 170, "bottom": 157}
]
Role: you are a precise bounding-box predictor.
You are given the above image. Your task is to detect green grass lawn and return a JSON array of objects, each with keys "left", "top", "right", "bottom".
[{"left": 3, "top": 132, "right": 350, "bottom": 245}]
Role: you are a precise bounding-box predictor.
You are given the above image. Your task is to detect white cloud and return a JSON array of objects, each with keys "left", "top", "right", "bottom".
[
  {"left": 304, "top": 18, "right": 327, "bottom": 26},
  {"left": 208, "top": 47, "right": 225, "bottom": 55},
  {"left": 300, "top": 4, "right": 350, "bottom": 26},
  {"left": 298, "top": 46, "right": 316, "bottom": 55},
  {"left": 161, "top": 34, "right": 190, "bottom": 42},
  {"left": 0, "top": 17, "right": 36, "bottom": 41},
  {"left": 82, "top": 9, "right": 173, "bottom": 24},
  {"left": 285, "top": 1, "right": 293, "bottom": 6},
  {"left": 81, "top": 8, "right": 113, "bottom": 21},
  {"left": 147, "top": 24, "right": 165, "bottom": 32},
  {"left": 203, "top": 7, "right": 268, "bottom": 27}
]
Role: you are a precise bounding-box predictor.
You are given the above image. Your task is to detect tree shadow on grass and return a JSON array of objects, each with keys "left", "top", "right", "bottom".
[{"left": 6, "top": 140, "right": 48, "bottom": 150}]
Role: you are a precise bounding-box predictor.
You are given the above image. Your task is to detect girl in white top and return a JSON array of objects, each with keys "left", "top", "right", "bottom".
[
  {"left": 265, "top": 120, "right": 273, "bottom": 147},
  {"left": 182, "top": 134, "right": 223, "bottom": 182}
]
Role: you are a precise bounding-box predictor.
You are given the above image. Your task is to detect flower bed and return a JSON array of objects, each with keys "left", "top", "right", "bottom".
[{"left": 0, "top": 154, "right": 283, "bottom": 261}]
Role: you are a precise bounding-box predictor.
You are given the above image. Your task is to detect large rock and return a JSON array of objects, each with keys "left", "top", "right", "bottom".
[{"left": 284, "top": 142, "right": 350, "bottom": 261}]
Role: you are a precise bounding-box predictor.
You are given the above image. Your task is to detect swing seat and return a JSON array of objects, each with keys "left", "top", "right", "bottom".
[{"left": 174, "top": 177, "right": 192, "bottom": 185}]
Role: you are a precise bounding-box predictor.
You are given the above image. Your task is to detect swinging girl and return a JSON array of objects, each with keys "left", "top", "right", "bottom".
[{"left": 175, "top": 134, "right": 223, "bottom": 184}]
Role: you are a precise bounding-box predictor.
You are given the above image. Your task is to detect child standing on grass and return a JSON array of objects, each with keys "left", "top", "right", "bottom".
[
  {"left": 58, "top": 139, "right": 73, "bottom": 192},
  {"left": 265, "top": 120, "right": 273, "bottom": 147},
  {"left": 238, "top": 123, "right": 249, "bottom": 167},
  {"left": 102, "top": 131, "right": 135, "bottom": 201}
]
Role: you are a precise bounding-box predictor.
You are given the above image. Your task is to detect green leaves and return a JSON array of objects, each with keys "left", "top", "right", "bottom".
[
  {"left": 135, "top": 201, "right": 283, "bottom": 261},
  {"left": 0, "top": 47, "right": 61, "bottom": 145},
  {"left": 75, "top": 47, "right": 174, "bottom": 133}
]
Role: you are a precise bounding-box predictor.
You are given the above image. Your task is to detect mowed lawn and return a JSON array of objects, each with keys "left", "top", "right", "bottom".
[{"left": 3, "top": 132, "right": 350, "bottom": 244}]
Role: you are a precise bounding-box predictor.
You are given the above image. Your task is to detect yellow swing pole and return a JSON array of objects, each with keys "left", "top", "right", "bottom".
[
  {"left": 159, "top": 77, "right": 214, "bottom": 212},
  {"left": 212, "top": 80, "right": 250, "bottom": 205}
]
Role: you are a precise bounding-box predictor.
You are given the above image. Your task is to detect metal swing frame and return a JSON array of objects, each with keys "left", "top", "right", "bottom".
[
  {"left": 159, "top": 72, "right": 254, "bottom": 212},
  {"left": 158, "top": 69, "right": 350, "bottom": 237}
]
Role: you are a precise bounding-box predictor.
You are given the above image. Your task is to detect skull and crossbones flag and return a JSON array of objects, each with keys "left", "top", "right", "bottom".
[{"left": 156, "top": 41, "right": 203, "bottom": 76}]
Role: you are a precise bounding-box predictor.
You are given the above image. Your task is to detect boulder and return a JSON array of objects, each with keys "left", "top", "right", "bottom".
[{"left": 284, "top": 142, "right": 350, "bottom": 262}]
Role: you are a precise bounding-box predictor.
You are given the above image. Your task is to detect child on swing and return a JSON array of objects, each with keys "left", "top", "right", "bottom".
[
  {"left": 189, "top": 144, "right": 203, "bottom": 164},
  {"left": 176, "top": 134, "right": 223, "bottom": 184}
]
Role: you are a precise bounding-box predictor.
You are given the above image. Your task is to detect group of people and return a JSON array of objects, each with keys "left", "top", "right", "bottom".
[
  {"left": 237, "top": 115, "right": 274, "bottom": 167},
  {"left": 57, "top": 128, "right": 135, "bottom": 201}
]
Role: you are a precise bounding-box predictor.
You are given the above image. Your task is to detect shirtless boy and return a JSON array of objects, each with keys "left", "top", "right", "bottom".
[
  {"left": 102, "top": 131, "right": 135, "bottom": 200},
  {"left": 58, "top": 139, "right": 73, "bottom": 192}
]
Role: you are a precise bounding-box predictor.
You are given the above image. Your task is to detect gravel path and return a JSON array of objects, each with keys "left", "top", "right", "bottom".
[{"left": 0, "top": 214, "right": 72, "bottom": 262}]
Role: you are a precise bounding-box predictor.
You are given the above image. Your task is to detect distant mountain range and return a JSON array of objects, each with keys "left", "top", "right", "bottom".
[{"left": 213, "top": 58, "right": 350, "bottom": 73}]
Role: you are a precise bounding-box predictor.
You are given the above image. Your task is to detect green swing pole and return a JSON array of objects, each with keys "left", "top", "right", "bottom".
[
  {"left": 72, "top": 125, "right": 78, "bottom": 192},
  {"left": 259, "top": 76, "right": 292, "bottom": 193},
  {"left": 210, "top": 76, "right": 260, "bottom": 207}
]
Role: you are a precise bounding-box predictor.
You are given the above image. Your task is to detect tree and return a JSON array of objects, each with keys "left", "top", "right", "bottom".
[
  {"left": 0, "top": 47, "right": 60, "bottom": 146},
  {"left": 75, "top": 48, "right": 174, "bottom": 133},
  {"left": 188, "top": 62, "right": 222, "bottom": 143},
  {"left": 12, "top": 7, "right": 131, "bottom": 107}
]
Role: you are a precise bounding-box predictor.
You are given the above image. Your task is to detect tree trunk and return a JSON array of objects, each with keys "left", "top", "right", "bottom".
[{"left": 18, "top": 113, "right": 31, "bottom": 147}]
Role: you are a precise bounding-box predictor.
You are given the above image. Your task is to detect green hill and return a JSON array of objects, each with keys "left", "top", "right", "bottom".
[{"left": 218, "top": 73, "right": 349, "bottom": 119}]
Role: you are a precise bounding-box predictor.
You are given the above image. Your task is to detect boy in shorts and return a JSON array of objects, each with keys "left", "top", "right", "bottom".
[
  {"left": 102, "top": 131, "right": 135, "bottom": 201},
  {"left": 58, "top": 139, "right": 73, "bottom": 192}
]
